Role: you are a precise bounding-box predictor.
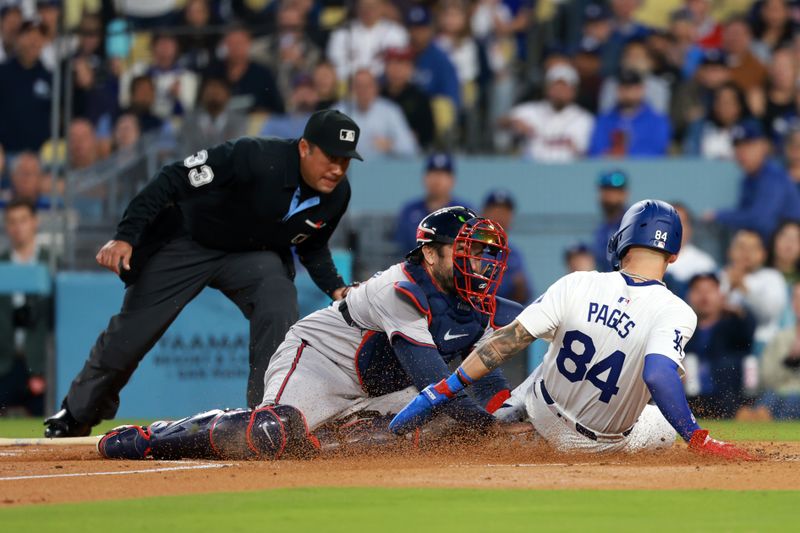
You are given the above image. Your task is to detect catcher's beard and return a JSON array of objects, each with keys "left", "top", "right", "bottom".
[{"left": 430, "top": 253, "right": 456, "bottom": 294}]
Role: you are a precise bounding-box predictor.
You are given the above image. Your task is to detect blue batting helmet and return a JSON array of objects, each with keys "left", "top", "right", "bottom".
[{"left": 607, "top": 199, "right": 683, "bottom": 270}]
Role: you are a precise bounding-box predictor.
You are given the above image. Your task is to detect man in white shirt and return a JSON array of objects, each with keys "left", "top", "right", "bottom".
[
  {"left": 334, "top": 69, "right": 418, "bottom": 159},
  {"left": 500, "top": 63, "right": 594, "bottom": 162},
  {"left": 720, "top": 229, "right": 788, "bottom": 350},
  {"left": 667, "top": 203, "right": 717, "bottom": 284},
  {"left": 326, "top": 0, "right": 408, "bottom": 81}
]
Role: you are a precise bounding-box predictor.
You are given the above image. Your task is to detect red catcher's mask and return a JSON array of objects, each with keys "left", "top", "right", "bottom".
[{"left": 452, "top": 218, "right": 509, "bottom": 316}]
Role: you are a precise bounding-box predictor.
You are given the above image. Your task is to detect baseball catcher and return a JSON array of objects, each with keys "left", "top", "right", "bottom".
[{"left": 97, "top": 207, "right": 524, "bottom": 460}]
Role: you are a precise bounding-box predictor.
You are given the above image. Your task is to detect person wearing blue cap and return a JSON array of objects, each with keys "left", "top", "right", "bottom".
[
  {"left": 0, "top": 19, "right": 51, "bottom": 154},
  {"left": 564, "top": 242, "right": 596, "bottom": 273},
  {"left": 406, "top": 6, "right": 461, "bottom": 109},
  {"left": 393, "top": 153, "right": 473, "bottom": 253},
  {"left": 588, "top": 68, "right": 671, "bottom": 157},
  {"left": 482, "top": 189, "right": 532, "bottom": 304},
  {"left": 597, "top": 40, "right": 671, "bottom": 116},
  {"left": 591, "top": 169, "right": 629, "bottom": 272},
  {"left": 704, "top": 119, "right": 800, "bottom": 244}
]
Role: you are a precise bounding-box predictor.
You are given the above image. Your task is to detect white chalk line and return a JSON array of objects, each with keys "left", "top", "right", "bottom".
[
  {"left": 0, "top": 462, "right": 233, "bottom": 481},
  {"left": 484, "top": 463, "right": 610, "bottom": 468}
]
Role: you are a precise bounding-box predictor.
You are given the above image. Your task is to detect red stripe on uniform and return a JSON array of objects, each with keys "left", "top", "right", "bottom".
[
  {"left": 274, "top": 342, "right": 306, "bottom": 404},
  {"left": 393, "top": 282, "right": 432, "bottom": 325},
  {"left": 353, "top": 330, "right": 377, "bottom": 392}
]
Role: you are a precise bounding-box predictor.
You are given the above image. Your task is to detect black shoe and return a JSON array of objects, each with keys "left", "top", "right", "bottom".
[{"left": 44, "top": 409, "right": 92, "bottom": 438}]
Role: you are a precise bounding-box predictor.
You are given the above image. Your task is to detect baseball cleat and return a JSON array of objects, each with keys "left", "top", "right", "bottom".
[
  {"left": 44, "top": 408, "right": 92, "bottom": 438},
  {"left": 97, "top": 425, "right": 152, "bottom": 459}
]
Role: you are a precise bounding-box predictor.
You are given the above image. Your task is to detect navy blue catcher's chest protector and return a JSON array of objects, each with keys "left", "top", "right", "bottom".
[
  {"left": 398, "top": 262, "right": 488, "bottom": 356},
  {"left": 356, "top": 262, "right": 520, "bottom": 396}
]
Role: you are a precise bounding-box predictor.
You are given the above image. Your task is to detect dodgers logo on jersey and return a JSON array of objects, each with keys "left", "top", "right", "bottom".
[{"left": 673, "top": 329, "right": 684, "bottom": 355}]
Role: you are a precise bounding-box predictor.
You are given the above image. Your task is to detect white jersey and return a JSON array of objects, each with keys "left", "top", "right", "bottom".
[
  {"left": 508, "top": 101, "right": 594, "bottom": 162},
  {"left": 516, "top": 271, "right": 697, "bottom": 435}
]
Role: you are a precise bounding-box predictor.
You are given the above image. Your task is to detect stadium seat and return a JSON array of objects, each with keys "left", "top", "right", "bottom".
[
  {"left": 247, "top": 112, "right": 270, "bottom": 136},
  {"left": 320, "top": 7, "right": 347, "bottom": 30},
  {"left": 431, "top": 96, "right": 456, "bottom": 142},
  {"left": 39, "top": 139, "right": 66, "bottom": 167}
]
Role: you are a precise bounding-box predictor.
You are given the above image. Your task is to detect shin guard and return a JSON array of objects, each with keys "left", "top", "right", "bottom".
[{"left": 101, "top": 406, "right": 319, "bottom": 461}]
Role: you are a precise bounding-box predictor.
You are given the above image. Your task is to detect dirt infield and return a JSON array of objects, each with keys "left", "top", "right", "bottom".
[{"left": 1, "top": 437, "right": 799, "bottom": 507}]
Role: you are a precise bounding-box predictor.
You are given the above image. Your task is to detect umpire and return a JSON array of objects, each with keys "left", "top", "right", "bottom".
[{"left": 45, "top": 110, "right": 362, "bottom": 437}]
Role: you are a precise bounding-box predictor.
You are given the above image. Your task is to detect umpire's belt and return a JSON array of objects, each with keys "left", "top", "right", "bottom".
[
  {"left": 339, "top": 300, "right": 357, "bottom": 328},
  {"left": 537, "top": 380, "right": 633, "bottom": 443}
]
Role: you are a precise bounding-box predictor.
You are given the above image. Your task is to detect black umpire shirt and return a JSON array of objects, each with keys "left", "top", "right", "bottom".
[{"left": 113, "top": 136, "right": 350, "bottom": 296}]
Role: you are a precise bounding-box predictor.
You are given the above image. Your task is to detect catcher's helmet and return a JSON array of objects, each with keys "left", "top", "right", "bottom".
[
  {"left": 607, "top": 199, "right": 682, "bottom": 270},
  {"left": 407, "top": 206, "right": 509, "bottom": 315},
  {"left": 406, "top": 206, "right": 479, "bottom": 258}
]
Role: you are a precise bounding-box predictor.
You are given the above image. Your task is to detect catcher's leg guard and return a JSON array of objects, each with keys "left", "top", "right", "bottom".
[
  {"left": 210, "top": 405, "right": 319, "bottom": 460},
  {"left": 98, "top": 409, "right": 227, "bottom": 460},
  {"left": 97, "top": 406, "right": 319, "bottom": 461},
  {"left": 271, "top": 404, "right": 320, "bottom": 459},
  {"left": 97, "top": 425, "right": 153, "bottom": 459}
]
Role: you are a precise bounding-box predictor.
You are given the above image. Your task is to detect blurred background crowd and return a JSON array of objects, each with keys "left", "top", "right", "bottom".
[{"left": 2, "top": 0, "right": 800, "bottom": 425}]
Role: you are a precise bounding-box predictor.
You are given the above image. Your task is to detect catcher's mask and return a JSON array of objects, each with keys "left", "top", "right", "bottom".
[{"left": 452, "top": 217, "right": 509, "bottom": 316}]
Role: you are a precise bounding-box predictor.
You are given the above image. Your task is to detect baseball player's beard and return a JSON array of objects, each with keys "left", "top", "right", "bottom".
[{"left": 430, "top": 261, "right": 456, "bottom": 295}]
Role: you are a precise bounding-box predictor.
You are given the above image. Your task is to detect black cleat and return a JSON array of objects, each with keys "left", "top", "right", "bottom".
[{"left": 44, "top": 409, "right": 92, "bottom": 438}]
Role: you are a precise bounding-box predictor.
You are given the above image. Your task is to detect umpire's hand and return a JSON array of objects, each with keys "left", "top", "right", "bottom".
[{"left": 96, "top": 240, "right": 133, "bottom": 275}]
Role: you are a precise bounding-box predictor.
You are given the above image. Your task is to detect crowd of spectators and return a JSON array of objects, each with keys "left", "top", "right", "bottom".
[
  {"left": 5, "top": 0, "right": 800, "bottom": 420},
  {"left": 7, "top": 1, "right": 800, "bottom": 174}
]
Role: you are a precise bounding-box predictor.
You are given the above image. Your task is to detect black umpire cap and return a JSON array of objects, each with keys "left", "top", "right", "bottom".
[{"left": 303, "top": 109, "right": 363, "bottom": 161}]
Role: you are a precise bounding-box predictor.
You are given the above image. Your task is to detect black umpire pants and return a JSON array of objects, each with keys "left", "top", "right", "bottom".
[{"left": 63, "top": 235, "right": 299, "bottom": 425}]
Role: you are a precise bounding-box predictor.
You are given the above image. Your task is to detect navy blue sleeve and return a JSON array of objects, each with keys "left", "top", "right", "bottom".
[
  {"left": 642, "top": 354, "right": 701, "bottom": 442},
  {"left": 392, "top": 337, "right": 495, "bottom": 430}
]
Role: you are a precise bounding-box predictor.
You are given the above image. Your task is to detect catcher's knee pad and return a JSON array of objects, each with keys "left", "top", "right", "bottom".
[
  {"left": 272, "top": 404, "right": 320, "bottom": 459},
  {"left": 209, "top": 407, "right": 289, "bottom": 460}
]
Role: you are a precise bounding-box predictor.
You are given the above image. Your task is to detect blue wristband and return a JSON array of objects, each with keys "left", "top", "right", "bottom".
[
  {"left": 442, "top": 366, "right": 475, "bottom": 396},
  {"left": 456, "top": 366, "right": 475, "bottom": 385}
]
